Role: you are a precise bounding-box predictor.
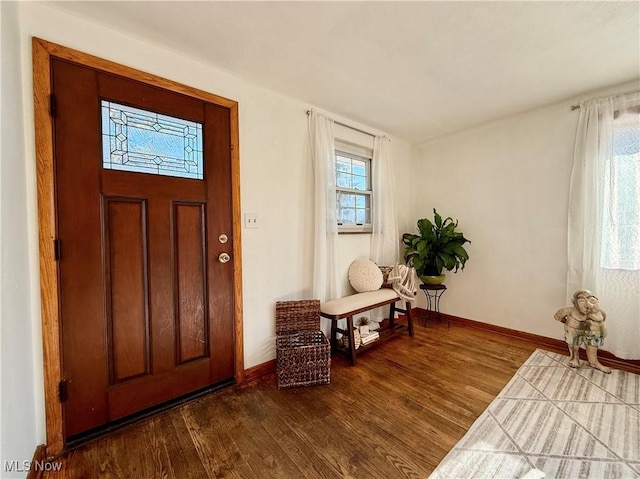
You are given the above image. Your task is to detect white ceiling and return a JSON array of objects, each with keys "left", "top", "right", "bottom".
[{"left": 49, "top": 1, "right": 640, "bottom": 143}]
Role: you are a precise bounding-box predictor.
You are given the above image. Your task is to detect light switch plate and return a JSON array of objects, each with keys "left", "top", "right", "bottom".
[{"left": 244, "top": 213, "right": 259, "bottom": 229}]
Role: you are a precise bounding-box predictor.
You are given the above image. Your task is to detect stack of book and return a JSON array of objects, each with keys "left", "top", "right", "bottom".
[{"left": 360, "top": 331, "right": 379, "bottom": 346}]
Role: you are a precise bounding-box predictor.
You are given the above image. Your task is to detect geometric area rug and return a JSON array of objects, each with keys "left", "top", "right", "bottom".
[{"left": 430, "top": 349, "right": 640, "bottom": 479}]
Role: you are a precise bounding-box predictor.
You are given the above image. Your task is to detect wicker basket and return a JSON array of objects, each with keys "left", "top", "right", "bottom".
[
  {"left": 276, "top": 299, "right": 321, "bottom": 334},
  {"left": 276, "top": 331, "right": 330, "bottom": 388},
  {"left": 275, "top": 300, "right": 331, "bottom": 389}
]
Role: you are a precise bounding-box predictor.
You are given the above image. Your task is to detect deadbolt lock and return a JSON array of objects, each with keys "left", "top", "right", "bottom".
[{"left": 219, "top": 252, "right": 231, "bottom": 264}]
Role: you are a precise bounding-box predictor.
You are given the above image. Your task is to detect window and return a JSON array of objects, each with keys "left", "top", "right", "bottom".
[
  {"left": 101, "top": 100, "right": 204, "bottom": 180},
  {"left": 601, "top": 109, "right": 640, "bottom": 270},
  {"left": 335, "top": 142, "right": 372, "bottom": 233}
]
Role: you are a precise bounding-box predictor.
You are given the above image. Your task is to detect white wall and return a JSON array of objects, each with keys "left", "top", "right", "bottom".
[
  {"left": 412, "top": 80, "right": 639, "bottom": 341},
  {"left": 1, "top": 2, "right": 40, "bottom": 477},
  {"left": 1, "top": 1, "right": 414, "bottom": 464}
]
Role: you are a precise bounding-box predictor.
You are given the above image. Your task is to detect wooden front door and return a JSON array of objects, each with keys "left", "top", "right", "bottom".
[{"left": 53, "top": 58, "right": 235, "bottom": 438}]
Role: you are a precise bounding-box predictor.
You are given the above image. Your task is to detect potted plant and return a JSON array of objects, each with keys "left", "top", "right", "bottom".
[
  {"left": 402, "top": 209, "right": 470, "bottom": 285},
  {"left": 357, "top": 317, "right": 371, "bottom": 335}
]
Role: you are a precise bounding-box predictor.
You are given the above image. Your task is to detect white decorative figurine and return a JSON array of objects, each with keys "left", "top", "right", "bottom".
[{"left": 554, "top": 289, "right": 611, "bottom": 374}]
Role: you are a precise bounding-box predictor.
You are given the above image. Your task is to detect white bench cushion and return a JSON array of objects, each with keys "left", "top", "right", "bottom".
[{"left": 320, "top": 289, "right": 399, "bottom": 316}]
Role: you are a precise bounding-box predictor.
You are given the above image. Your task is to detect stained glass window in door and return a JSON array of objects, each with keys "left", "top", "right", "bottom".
[{"left": 101, "top": 100, "right": 203, "bottom": 179}]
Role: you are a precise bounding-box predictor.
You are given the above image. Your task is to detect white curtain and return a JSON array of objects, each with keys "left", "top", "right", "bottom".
[
  {"left": 370, "top": 136, "right": 399, "bottom": 265},
  {"left": 370, "top": 136, "right": 401, "bottom": 323},
  {"left": 568, "top": 91, "right": 640, "bottom": 359},
  {"left": 309, "top": 111, "right": 340, "bottom": 304}
]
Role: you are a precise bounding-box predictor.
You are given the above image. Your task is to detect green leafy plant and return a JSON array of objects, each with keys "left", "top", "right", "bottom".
[{"left": 402, "top": 209, "right": 470, "bottom": 277}]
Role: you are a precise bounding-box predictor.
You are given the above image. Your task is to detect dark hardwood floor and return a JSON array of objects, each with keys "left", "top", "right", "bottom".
[{"left": 43, "top": 319, "right": 546, "bottom": 478}]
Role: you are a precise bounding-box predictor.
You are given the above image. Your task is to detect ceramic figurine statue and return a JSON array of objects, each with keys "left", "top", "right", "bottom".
[
  {"left": 584, "top": 294, "right": 610, "bottom": 373},
  {"left": 554, "top": 289, "right": 611, "bottom": 374}
]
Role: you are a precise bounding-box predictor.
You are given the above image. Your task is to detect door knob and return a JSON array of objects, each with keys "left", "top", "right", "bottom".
[{"left": 219, "top": 252, "right": 231, "bottom": 263}]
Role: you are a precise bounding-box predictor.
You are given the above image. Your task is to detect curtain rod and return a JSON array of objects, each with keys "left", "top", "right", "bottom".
[
  {"left": 571, "top": 89, "right": 640, "bottom": 111},
  {"left": 306, "top": 110, "right": 376, "bottom": 138}
]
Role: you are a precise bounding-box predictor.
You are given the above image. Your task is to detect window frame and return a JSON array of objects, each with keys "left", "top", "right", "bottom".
[{"left": 335, "top": 141, "right": 373, "bottom": 234}]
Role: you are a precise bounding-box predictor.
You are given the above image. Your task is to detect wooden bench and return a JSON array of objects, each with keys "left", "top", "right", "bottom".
[{"left": 320, "top": 289, "right": 414, "bottom": 365}]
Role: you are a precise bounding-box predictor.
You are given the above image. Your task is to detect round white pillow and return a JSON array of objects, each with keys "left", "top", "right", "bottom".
[{"left": 348, "top": 259, "right": 383, "bottom": 293}]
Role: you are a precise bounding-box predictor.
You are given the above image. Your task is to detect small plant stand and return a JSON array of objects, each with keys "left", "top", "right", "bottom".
[{"left": 420, "top": 284, "right": 450, "bottom": 327}]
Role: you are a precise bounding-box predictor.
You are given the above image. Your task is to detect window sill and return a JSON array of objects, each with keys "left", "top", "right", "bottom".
[
  {"left": 339, "top": 231, "right": 372, "bottom": 235},
  {"left": 338, "top": 225, "right": 372, "bottom": 235}
]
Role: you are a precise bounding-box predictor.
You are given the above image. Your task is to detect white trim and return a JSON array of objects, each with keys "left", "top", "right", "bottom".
[{"left": 335, "top": 139, "right": 373, "bottom": 159}]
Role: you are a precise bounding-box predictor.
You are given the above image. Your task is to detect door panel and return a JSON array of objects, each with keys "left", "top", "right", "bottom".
[
  {"left": 53, "top": 58, "right": 235, "bottom": 438},
  {"left": 173, "top": 202, "right": 208, "bottom": 364},
  {"left": 103, "top": 197, "right": 150, "bottom": 384}
]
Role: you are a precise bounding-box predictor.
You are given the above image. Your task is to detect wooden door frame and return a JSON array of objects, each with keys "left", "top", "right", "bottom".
[{"left": 32, "top": 37, "right": 244, "bottom": 456}]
